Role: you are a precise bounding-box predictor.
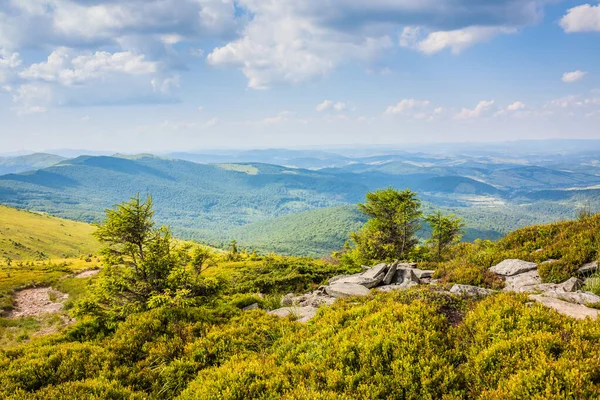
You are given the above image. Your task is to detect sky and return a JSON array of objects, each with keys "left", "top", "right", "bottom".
[{"left": 0, "top": 0, "right": 599, "bottom": 153}]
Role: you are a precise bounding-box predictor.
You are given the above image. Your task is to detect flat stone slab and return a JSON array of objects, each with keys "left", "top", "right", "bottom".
[
  {"left": 332, "top": 275, "right": 381, "bottom": 289},
  {"left": 413, "top": 269, "right": 435, "bottom": 279},
  {"left": 490, "top": 259, "right": 538, "bottom": 276},
  {"left": 544, "top": 290, "right": 600, "bottom": 305},
  {"left": 376, "top": 282, "right": 418, "bottom": 292},
  {"left": 530, "top": 295, "right": 600, "bottom": 320},
  {"left": 503, "top": 270, "right": 542, "bottom": 292},
  {"left": 578, "top": 261, "right": 599, "bottom": 276},
  {"left": 326, "top": 283, "right": 371, "bottom": 298},
  {"left": 450, "top": 284, "right": 495, "bottom": 296},
  {"left": 268, "top": 306, "right": 318, "bottom": 323}
]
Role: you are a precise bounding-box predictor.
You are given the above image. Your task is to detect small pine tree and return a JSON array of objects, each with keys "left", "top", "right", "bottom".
[{"left": 424, "top": 211, "right": 465, "bottom": 261}]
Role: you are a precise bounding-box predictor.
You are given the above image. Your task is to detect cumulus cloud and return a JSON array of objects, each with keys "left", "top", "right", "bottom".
[
  {"left": 560, "top": 3, "right": 600, "bottom": 32},
  {"left": 562, "top": 70, "right": 588, "bottom": 83},
  {"left": 20, "top": 48, "right": 159, "bottom": 86},
  {"left": 316, "top": 100, "right": 333, "bottom": 112},
  {"left": 455, "top": 100, "right": 495, "bottom": 119},
  {"left": 507, "top": 101, "right": 526, "bottom": 111},
  {"left": 0, "top": 48, "right": 21, "bottom": 83},
  {"left": 0, "top": 0, "right": 238, "bottom": 49},
  {"left": 208, "top": 0, "right": 548, "bottom": 88},
  {"left": 11, "top": 83, "right": 52, "bottom": 115},
  {"left": 334, "top": 102, "right": 346, "bottom": 111},
  {"left": 400, "top": 26, "right": 516, "bottom": 55},
  {"left": 385, "top": 99, "right": 431, "bottom": 115}
]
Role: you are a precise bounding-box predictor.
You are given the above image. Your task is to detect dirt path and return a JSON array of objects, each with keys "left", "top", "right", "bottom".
[
  {"left": 7, "top": 287, "right": 69, "bottom": 319},
  {"left": 74, "top": 269, "right": 100, "bottom": 279}
]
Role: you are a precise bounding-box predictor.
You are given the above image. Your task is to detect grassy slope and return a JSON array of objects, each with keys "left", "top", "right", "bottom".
[
  {"left": 225, "top": 205, "right": 367, "bottom": 257},
  {"left": 0, "top": 205, "right": 100, "bottom": 261}
]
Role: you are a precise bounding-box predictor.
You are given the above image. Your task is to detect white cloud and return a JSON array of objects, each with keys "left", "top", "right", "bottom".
[
  {"left": 562, "top": 70, "right": 588, "bottom": 83},
  {"left": 334, "top": 102, "right": 346, "bottom": 111},
  {"left": 385, "top": 99, "right": 431, "bottom": 115},
  {"left": 12, "top": 83, "right": 52, "bottom": 115},
  {"left": 560, "top": 3, "right": 600, "bottom": 33},
  {"left": 205, "top": 117, "right": 218, "bottom": 128},
  {"left": 0, "top": 48, "right": 21, "bottom": 83},
  {"left": 207, "top": 0, "right": 544, "bottom": 88},
  {"left": 316, "top": 100, "right": 333, "bottom": 112},
  {"left": 20, "top": 48, "right": 159, "bottom": 86},
  {"left": 455, "top": 100, "right": 495, "bottom": 119},
  {"left": 548, "top": 95, "right": 584, "bottom": 108},
  {"left": 151, "top": 75, "right": 180, "bottom": 94},
  {"left": 507, "top": 101, "right": 526, "bottom": 111},
  {"left": 401, "top": 26, "right": 516, "bottom": 55}
]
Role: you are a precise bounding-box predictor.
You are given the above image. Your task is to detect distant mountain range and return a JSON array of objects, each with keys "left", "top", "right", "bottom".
[
  {"left": 0, "top": 153, "right": 66, "bottom": 175},
  {"left": 0, "top": 142, "right": 599, "bottom": 256}
]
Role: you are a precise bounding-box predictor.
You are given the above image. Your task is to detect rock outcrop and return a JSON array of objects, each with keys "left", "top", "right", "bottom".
[
  {"left": 490, "top": 259, "right": 538, "bottom": 276},
  {"left": 270, "top": 261, "right": 431, "bottom": 322},
  {"left": 269, "top": 257, "right": 600, "bottom": 324},
  {"left": 488, "top": 259, "right": 599, "bottom": 320}
]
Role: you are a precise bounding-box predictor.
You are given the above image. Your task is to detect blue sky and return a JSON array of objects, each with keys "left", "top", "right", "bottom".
[{"left": 0, "top": 0, "right": 599, "bottom": 153}]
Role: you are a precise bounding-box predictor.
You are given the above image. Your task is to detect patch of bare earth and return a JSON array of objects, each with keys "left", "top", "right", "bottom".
[
  {"left": 7, "top": 287, "right": 69, "bottom": 319},
  {"left": 74, "top": 269, "right": 100, "bottom": 278}
]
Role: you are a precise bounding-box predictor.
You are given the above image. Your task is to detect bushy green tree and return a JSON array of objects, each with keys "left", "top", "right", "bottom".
[
  {"left": 85, "top": 194, "right": 220, "bottom": 318},
  {"left": 342, "top": 188, "right": 422, "bottom": 264},
  {"left": 424, "top": 211, "right": 465, "bottom": 261}
]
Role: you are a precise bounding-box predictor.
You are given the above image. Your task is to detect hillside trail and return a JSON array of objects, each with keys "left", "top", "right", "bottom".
[{"left": 7, "top": 287, "right": 68, "bottom": 319}]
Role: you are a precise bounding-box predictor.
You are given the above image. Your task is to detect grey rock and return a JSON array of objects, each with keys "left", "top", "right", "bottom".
[
  {"left": 296, "top": 292, "right": 336, "bottom": 307},
  {"left": 326, "top": 283, "right": 371, "bottom": 298},
  {"left": 560, "top": 277, "right": 583, "bottom": 292},
  {"left": 544, "top": 290, "right": 600, "bottom": 305},
  {"left": 242, "top": 303, "right": 260, "bottom": 311},
  {"left": 490, "top": 259, "right": 538, "bottom": 276},
  {"left": 376, "top": 282, "right": 418, "bottom": 292},
  {"left": 382, "top": 263, "right": 397, "bottom": 285},
  {"left": 503, "top": 270, "right": 542, "bottom": 292},
  {"left": 529, "top": 295, "right": 599, "bottom": 320},
  {"left": 332, "top": 274, "right": 382, "bottom": 289},
  {"left": 362, "top": 263, "right": 389, "bottom": 280},
  {"left": 268, "top": 306, "right": 319, "bottom": 323},
  {"left": 413, "top": 269, "right": 435, "bottom": 279},
  {"left": 578, "top": 261, "right": 599, "bottom": 276},
  {"left": 281, "top": 293, "right": 295, "bottom": 306},
  {"left": 450, "top": 284, "right": 495, "bottom": 296},
  {"left": 394, "top": 268, "right": 420, "bottom": 285}
]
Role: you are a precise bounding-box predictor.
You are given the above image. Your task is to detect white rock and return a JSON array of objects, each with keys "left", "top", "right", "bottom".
[
  {"left": 490, "top": 259, "right": 538, "bottom": 276},
  {"left": 376, "top": 282, "right": 418, "bottom": 292},
  {"left": 268, "top": 306, "right": 318, "bottom": 323},
  {"left": 325, "top": 283, "right": 371, "bottom": 298},
  {"left": 503, "top": 270, "right": 542, "bottom": 292},
  {"left": 450, "top": 284, "right": 495, "bottom": 296},
  {"left": 544, "top": 290, "right": 600, "bottom": 305},
  {"left": 242, "top": 303, "right": 260, "bottom": 311},
  {"left": 332, "top": 274, "right": 381, "bottom": 289},
  {"left": 529, "top": 295, "right": 599, "bottom": 320},
  {"left": 413, "top": 269, "right": 435, "bottom": 279}
]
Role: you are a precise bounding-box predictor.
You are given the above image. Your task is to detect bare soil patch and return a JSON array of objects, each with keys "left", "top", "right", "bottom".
[
  {"left": 7, "top": 287, "right": 68, "bottom": 319},
  {"left": 74, "top": 269, "right": 100, "bottom": 279}
]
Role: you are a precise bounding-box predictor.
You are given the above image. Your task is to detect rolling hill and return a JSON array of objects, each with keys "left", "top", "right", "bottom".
[
  {"left": 0, "top": 153, "right": 66, "bottom": 175},
  {"left": 0, "top": 205, "right": 100, "bottom": 261},
  {"left": 0, "top": 152, "right": 598, "bottom": 256}
]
